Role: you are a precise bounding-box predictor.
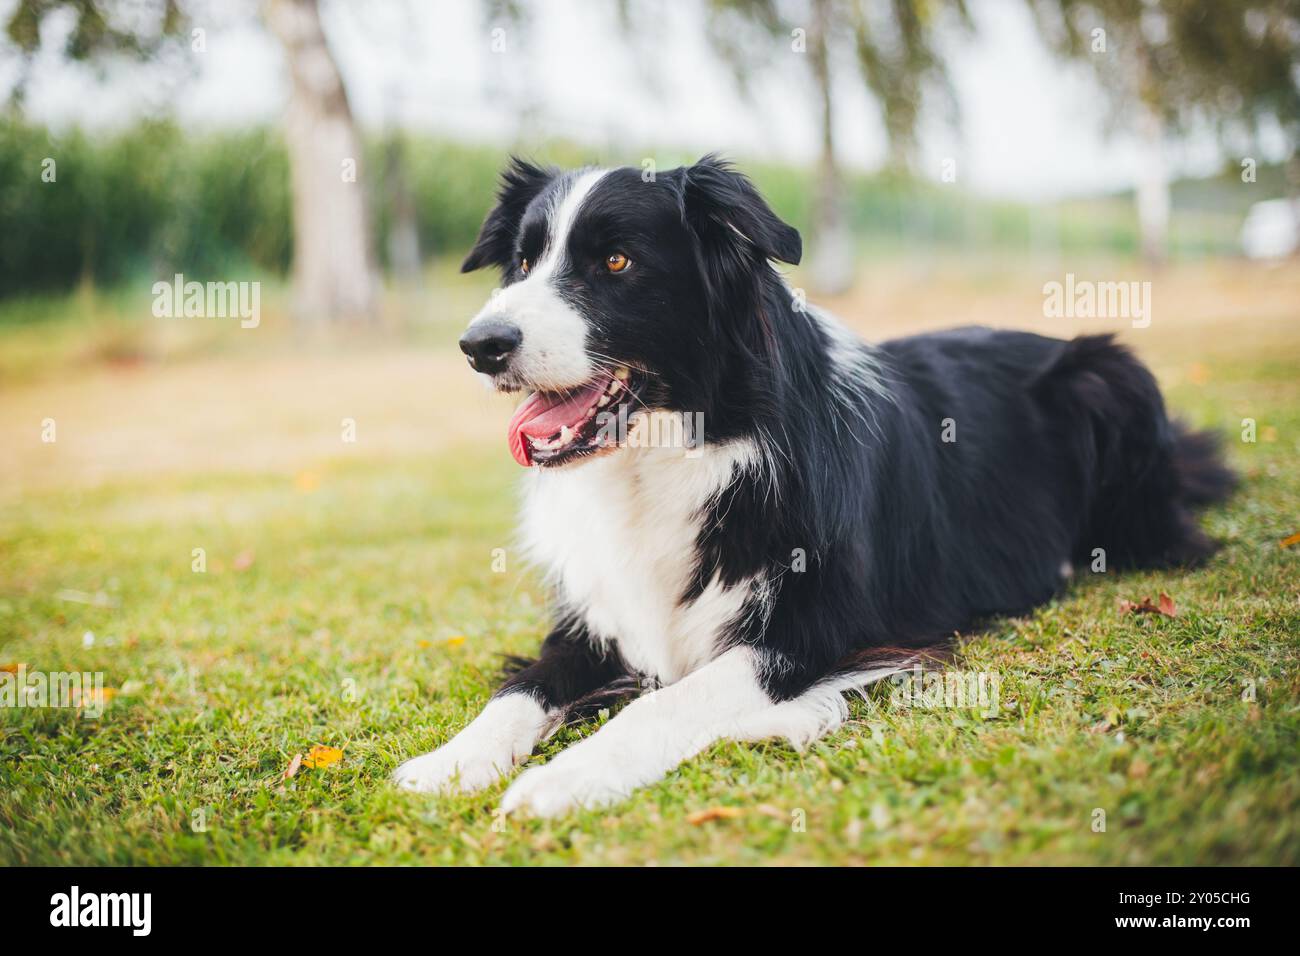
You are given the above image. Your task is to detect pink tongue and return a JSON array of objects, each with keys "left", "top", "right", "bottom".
[{"left": 507, "top": 376, "right": 611, "bottom": 466}]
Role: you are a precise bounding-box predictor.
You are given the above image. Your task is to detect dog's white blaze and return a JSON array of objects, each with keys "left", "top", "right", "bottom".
[
  {"left": 521, "top": 436, "right": 764, "bottom": 684},
  {"left": 535, "top": 168, "right": 608, "bottom": 280},
  {"left": 463, "top": 168, "right": 610, "bottom": 392},
  {"left": 391, "top": 693, "right": 549, "bottom": 794}
]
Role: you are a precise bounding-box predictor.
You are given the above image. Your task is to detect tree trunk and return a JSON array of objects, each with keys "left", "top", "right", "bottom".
[
  {"left": 265, "top": 0, "right": 378, "bottom": 323},
  {"left": 384, "top": 133, "right": 422, "bottom": 283},
  {"left": 1134, "top": 104, "right": 1169, "bottom": 266},
  {"left": 807, "top": 0, "right": 854, "bottom": 295},
  {"left": 1285, "top": 148, "right": 1300, "bottom": 260},
  {"left": 1134, "top": 50, "right": 1169, "bottom": 266}
]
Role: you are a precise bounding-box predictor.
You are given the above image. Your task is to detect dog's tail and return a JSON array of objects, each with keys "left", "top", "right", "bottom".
[
  {"left": 1171, "top": 422, "right": 1237, "bottom": 508},
  {"left": 1033, "top": 334, "right": 1236, "bottom": 570},
  {"left": 819, "top": 643, "right": 956, "bottom": 701}
]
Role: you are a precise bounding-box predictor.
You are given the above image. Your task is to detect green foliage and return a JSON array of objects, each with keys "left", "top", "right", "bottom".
[
  {"left": 0, "top": 116, "right": 1279, "bottom": 301},
  {"left": 0, "top": 119, "right": 291, "bottom": 297},
  {"left": 366, "top": 136, "right": 509, "bottom": 266},
  {"left": 5, "top": 0, "right": 185, "bottom": 61},
  {"left": 1027, "top": 0, "right": 1300, "bottom": 147},
  {"left": 703, "top": 0, "right": 974, "bottom": 163}
]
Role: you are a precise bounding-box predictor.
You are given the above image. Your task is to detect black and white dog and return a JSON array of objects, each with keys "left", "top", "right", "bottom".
[{"left": 394, "top": 156, "right": 1234, "bottom": 816}]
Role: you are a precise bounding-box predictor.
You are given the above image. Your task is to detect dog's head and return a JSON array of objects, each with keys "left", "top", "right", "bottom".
[{"left": 459, "top": 155, "right": 801, "bottom": 467}]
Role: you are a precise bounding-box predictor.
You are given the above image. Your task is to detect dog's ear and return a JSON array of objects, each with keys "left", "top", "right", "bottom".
[
  {"left": 461, "top": 157, "right": 558, "bottom": 273},
  {"left": 680, "top": 154, "right": 802, "bottom": 267}
]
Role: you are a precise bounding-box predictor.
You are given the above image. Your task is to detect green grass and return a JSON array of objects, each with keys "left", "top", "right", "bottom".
[{"left": 1, "top": 340, "right": 1298, "bottom": 866}]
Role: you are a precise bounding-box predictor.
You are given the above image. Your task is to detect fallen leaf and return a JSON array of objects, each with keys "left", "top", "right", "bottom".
[
  {"left": 1118, "top": 593, "right": 1177, "bottom": 618},
  {"left": 70, "top": 687, "right": 117, "bottom": 709},
  {"left": 442, "top": 635, "right": 467, "bottom": 648},
  {"left": 1280, "top": 531, "right": 1300, "bottom": 549},
  {"left": 0, "top": 662, "right": 23, "bottom": 674},
  {"left": 686, "top": 806, "right": 744, "bottom": 825},
  {"left": 282, "top": 752, "right": 303, "bottom": 781},
  {"left": 416, "top": 639, "right": 433, "bottom": 649},
  {"left": 302, "top": 744, "right": 343, "bottom": 769},
  {"left": 233, "top": 550, "right": 255, "bottom": 571}
]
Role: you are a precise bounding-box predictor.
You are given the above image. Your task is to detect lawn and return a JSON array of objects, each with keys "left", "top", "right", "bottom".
[{"left": 1, "top": 261, "right": 1297, "bottom": 865}]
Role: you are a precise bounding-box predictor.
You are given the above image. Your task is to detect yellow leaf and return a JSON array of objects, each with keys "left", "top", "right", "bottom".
[
  {"left": 1280, "top": 531, "right": 1300, "bottom": 549},
  {"left": 686, "top": 806, "right": 744, "bottom": 825},
  {"left": 443, "top": 635, "right": 467, "bottom": 648},
  {"left": 70, "top": 686, "right": 117, "bottom": 709},
  {"left": 302, "top": 744, "right": 343, "bottom": 769},
  {"left": 0, "top": 662, "right": 23, "bottom": 674},
  {"left": 416, "top": 639, "right": 434, "bottom": 649}
]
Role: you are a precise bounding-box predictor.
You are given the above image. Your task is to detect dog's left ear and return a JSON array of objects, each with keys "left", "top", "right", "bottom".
[
  {"left": 461, "top": 157, "right": 558, "bottom": 273},
  {"left": 679, "top": 154, "right": 802, "bottom": 267}
]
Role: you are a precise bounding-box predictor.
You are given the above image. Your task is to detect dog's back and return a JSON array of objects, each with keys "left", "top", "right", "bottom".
[{"left": 865, "top": 327, "right": 1234, "bottom": 627}]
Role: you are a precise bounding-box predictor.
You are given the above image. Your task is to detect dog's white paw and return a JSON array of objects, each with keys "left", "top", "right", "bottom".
[
  {"left": 392, "top": 693, "right": 550, "bottom": 795},
  {"left": 501, "top": 762, "right": 625, "bottom": 817},
  {"left": 392, "top": 743, "right": 512, "bottom": 794},
  {"left": 500, "top": 745, "right": 640, "bottom": 817}
]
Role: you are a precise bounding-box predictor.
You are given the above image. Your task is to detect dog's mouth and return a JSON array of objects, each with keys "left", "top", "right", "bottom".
[{"left": 507, "top": 366, "right": 644, "bottom": 467}]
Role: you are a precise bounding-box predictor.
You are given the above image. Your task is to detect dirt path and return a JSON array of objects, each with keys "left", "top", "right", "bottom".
[
  {"left": 3, "top": 261, "right": 1296, "bottom": 502},
  {"left": 0, "top": 349, "right": 511, "bottom": 501}
]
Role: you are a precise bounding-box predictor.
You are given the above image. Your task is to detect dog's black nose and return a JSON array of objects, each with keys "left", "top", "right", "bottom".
[{"left": 459, "top": 319, "right": 522, "bottom": 374}]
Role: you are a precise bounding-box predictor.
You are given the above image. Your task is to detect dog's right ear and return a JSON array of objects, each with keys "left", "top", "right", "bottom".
[{"left": 461, "top": 158, "right": 558, "bottom": 273}]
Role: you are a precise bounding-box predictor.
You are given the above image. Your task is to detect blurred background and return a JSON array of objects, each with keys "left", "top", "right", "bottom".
[
  {"left": 0, "top": 0, "right": 1297, "bottom": 497},
  {"left": 4, "top": 1, "right": 1298, "bottom": 867}
]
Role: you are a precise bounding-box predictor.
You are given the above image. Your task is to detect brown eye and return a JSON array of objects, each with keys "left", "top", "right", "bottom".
[
  {"left": 520, "top": 258, "right": 530, "bottom": 275},
  {"left": 605, "top": 253, "right": 630, "bottom": 273}
]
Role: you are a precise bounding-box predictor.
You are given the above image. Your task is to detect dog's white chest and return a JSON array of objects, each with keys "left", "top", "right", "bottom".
[{"left": 519, "top": 437, "right": 761, "bottom": 685}]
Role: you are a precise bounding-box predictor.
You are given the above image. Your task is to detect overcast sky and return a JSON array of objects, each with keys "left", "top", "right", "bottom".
[{"left": 3, "top": 0, "right": 1258, "bottom": 201}]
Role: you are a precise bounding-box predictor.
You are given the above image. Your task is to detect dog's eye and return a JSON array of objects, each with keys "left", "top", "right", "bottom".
[
  {"left": 519, "top": 258, "right": 530, "bottom": 276},
  {"left": 605, "top": 253, "right": 630, "bottom": 274}
]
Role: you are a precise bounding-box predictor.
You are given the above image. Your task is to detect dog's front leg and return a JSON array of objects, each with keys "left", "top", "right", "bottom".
[
  {"left": 500, "top": 646, "right": 828, "bottom": 817},
  {"left": 393, "top": 623, "right": 624, "bottom": 794}
]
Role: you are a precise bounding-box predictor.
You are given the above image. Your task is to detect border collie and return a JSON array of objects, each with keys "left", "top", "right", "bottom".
[{"left": 393, "top": 156, "right": 1234, "bottom": 816}]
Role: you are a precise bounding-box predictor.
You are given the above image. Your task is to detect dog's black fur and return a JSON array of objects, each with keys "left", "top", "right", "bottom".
[{"left": 464, "top": 156, "right": 1236, "bottom": 709}]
